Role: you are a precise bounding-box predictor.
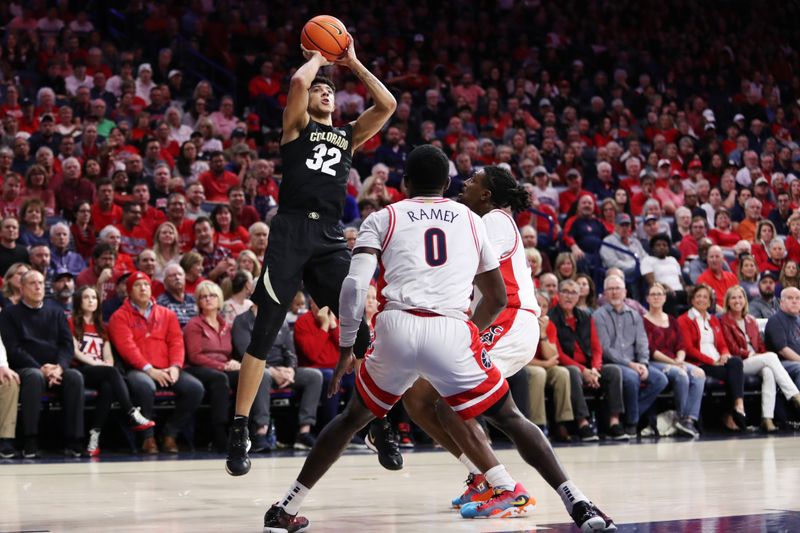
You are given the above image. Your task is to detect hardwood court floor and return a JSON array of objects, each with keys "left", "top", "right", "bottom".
[{"left": 1, "top": 436, "right": 798, "bottom": 532}]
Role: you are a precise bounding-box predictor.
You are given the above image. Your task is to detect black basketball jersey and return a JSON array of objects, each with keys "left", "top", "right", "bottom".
[{"left": 278, "top": 120, "right": 353, "bottom": 220}]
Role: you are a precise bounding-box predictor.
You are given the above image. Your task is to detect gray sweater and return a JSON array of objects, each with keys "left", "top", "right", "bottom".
[{"left": 593, "top": 303, "right": 650, "bottom": 366}]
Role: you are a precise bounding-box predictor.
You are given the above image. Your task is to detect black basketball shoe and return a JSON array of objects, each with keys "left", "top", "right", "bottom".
[
  {"left": 225, "top": 418, "right": 251, "bottom": 476},
  {"left": 263, "top": 504, "right": 309, "bottom": 533},
  {"left": 365, "top": 418, "right": 403, "bottom": 471}
]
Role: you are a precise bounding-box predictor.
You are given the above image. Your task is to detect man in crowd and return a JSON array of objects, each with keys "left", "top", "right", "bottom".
[
  {"left": 46, "top": 270, "right": 75, "bottom": 316},
  {"left": 91, "top": 178, "right": 123, "bottom": 230},
  {"left": 750, "top": 271, "right": 780, "bottom": 319},
  {"left": 116, "top": 201, "right": 152, "bottom": 256},
  {"left": 200, "top": 151, "right": 239, "bottom": 203},
  {"left": 765, "top": 287, "right": 800, "bottom": 393},
  {"left": 49, "top": 222, "right": 86, "bottom": 277},
  {"left": 697, "top": 245, "right": 738, "bottom": 312},
  {"left": 192, "top": 217, "right": 234, "bottom": 281},
  {"left": 2, "top": 270, "right": 84, "bottom": 458},
  {"left": 155, "top": 263, "right": 197, "bottom": 328},
  {"left": 109, "top": 271, "right": 204, "bottom": 454},
  {"left": 248, "top": 222, "right": 269, "bottom": 263},
  {"left": 593, "top": 275, "right": 668, "bottom": 436},
  {"left": 0, "top": 217, "right": 28, "bottom": 275}
]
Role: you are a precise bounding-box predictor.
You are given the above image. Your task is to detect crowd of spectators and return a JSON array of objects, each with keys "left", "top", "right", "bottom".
[{"left": 2, "top": 1, "right": 800, "bottom": 457}]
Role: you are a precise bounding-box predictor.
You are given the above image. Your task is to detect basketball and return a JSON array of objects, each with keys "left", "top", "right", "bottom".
[{"left": 301, "top": 15, "right": 350, "bottom": 61}]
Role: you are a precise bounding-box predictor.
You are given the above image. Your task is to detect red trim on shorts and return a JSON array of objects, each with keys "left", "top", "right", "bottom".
[
  {"left": 356, "top": 363, "right": 393, "bottom": 417},
  {"left": 404, "top": 309, "right": 442, "bottom": 318},
  {"left": 382, "top": 205, "right": 396, "bottom": 249},
  {"left": 481, "top": 307, "right": 518, "bottom": 351},
  {"left": 443, "top": 366, "right": 509, "bottom": 420},
  {"left": 358, "top": 362, "right": 401, "bottom": 406}
]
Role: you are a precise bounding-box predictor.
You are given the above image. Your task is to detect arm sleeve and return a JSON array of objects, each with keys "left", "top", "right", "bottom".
[
  {"left": 594, "top": 309, "right": 627, "bottom": 365},
  {"left": 56, "top": 311, "right": 75, "bottom": 369},
  {"left": 165, "top": 311, "right": 185, "bottom": 368},
  {"left": 108, "top": 313, "right": 150, "bottom": 370},
  {"left": 339, "top": 252, "right": 378, "bottom": 347}
]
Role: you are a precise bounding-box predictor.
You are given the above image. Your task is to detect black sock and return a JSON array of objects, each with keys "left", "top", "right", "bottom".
[{"left": 234, "top": 415, "right": 249, "bottom": 426}]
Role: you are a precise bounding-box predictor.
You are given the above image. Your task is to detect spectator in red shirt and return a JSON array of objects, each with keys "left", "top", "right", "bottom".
[
  {"left": 548, "top": 279, "right": 627, "bottom": 440},
  {"left": 247, "top": 221, "right": 269, "bottom": 264},
  {"left": 211, "top": 204, "right": 249, "bottom": 257},
  {"left": 131, "top": 180, "right": 167, "bottom": 235},
  {"left": 91, "top": 178, "right": 122, "bottom": 231},
  {"left": 0, "top": 173, "right": 23, "bottom": 218},
  {"left": 696, "top": 245, "right": 739, "bottom": 312},
  {"left": 116, "top": 202, "right": 153, "bottom": 257},
  {"left": 678, "top": 216, "right": 709, "bottom": 266},
  {"left": 294, "top": 299, "right": 355, "bottom": 427},
  {"left": 109, "top": 271, "right": 204, "bottom": 454},
  {"left": 56, "top": 157, "right": 96, "bottom": 220},
  {"left": 165, "top": 193, "right": 195, "bottom": 252},
  {"left": 227, "top": 185, "right": 260, "bottom": 230},
  {"left": 558, "top": 169, "right": 591, "bottom": 215},
  {"left": 200, "top": 151, "right": 239, "bottom": 203},
  {"left": 630, "top": 173, "right": 659, "bottom": 216}
]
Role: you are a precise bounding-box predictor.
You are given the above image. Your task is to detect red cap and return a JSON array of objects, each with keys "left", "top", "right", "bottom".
[
  {"left": 688, "top": 160, "right": 702, "bottom": 169},
  {"left": 126, "top": 271, "right": 152, "bottom": 294}
]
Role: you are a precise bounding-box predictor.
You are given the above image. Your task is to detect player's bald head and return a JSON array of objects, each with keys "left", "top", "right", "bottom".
[{"left": 404, "top": 144, "right": 450, "bottom": 193}]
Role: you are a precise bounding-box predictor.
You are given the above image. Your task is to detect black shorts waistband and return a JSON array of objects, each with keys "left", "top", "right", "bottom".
[{"left": 277, "top": 208, "right": 340, "bottom": 222}]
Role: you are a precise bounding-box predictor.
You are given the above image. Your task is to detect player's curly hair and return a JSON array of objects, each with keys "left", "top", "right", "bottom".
[{"left": 483, "top": 165, "right": 530, "bottom": 212}]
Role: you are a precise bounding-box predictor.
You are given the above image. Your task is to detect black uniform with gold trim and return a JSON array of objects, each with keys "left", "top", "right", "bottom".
[{"left": 248, "top": 120, "right": 370, "bottom": 359}]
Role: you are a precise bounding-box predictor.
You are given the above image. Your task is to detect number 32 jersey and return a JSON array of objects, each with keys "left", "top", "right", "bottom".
[
  {"left": 279, "top": 120, "right": 353, "bottom": 220},
  {"left": 356, "top": 198, "right": 499, "bottom": 320}
]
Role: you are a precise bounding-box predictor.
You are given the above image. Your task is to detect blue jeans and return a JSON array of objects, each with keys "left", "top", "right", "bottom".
[
  {"left": 782, "top": 361, "right": 800, "bottom": 389},
  {"left": 611, "top": 363, "right": 669, "bottom": 425},
  {"left": 651, "top": 362, "right": 706, "bottom": 420},
  {"left": 318, "top": 368, "right": 356, "bottom": 430}
]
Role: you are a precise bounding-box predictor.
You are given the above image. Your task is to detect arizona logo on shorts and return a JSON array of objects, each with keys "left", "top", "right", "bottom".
[
  {"left": 480, "top": 348, "right": 493, "bottom": 369},
  {"left": 481, "top": 325, "right": 505, "bottom": 347}
]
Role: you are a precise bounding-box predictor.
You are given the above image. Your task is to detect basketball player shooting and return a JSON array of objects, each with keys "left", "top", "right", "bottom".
[{"left": 225, "top": 34, "right": 396, "bottom": 477}]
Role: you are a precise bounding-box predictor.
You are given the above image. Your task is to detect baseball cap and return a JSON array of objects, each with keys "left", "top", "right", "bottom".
[
  {"left": 755, "top": 177, "right": 769, "bottom": 186},
  {"left": 733, "top": 113, "right": 745, "bottom": 123},
  {"left": 231, "top": 128, "right": 247, "bottom": 139},
  {"left": 40, "top": 113, "right": 55, "bottom": 123},
  {"left": 53, "top": 269, "right": 73, "bottom": 281},
  {"left": 232, "top": 143, "right": 251, "bottom": 155},
  {"left": 20, "top": 97, "right": 32, "bottom": 106},
  {"left": 702, "top": 109, "right": 716, "bottom": 121},
  {"left": 532, "top": 165, "right": 548, "bottom": 176},
  {"left": 760, "top": 271, "right": 779, "bottom": 282},
  {"left": 616, "top": 213, "right": 632, "bottom": 225},
  {"left": 644, "top": 215, "right": 659, "bottom": 224},
  {"left": 126, "top": 271, "right": 151, "bottom": 293},
  {"left": 539, "top": 98, "right": 552, "bottom": 108},
  {"left": 688, "top": 160, "right": 702, "bottom": 169},
  {"left": 566, "top": 168, "right": 581, "bottom": 179},
  {"left": 168, "top": 69, "right": 182, "bottom": 79},
  {"left": 138, "top": 63, "right": 152, "bottom": 75},
  {"left": 114, "top": 271, "right": 132, "bottom": 286},
  {"left": 704, "top": 123, "right": 716, "bottom": 130},
  {"left": 658, "top": 159, "right": 671, "bottom": 168}
]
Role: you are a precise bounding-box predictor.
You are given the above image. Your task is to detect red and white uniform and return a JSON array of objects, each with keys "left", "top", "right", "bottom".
[
  {"left": 355, "top": 197, "right": 507, "bottom": 420},
  {"left": 477, "top": 209, "right": 541, "bottom": 377}
]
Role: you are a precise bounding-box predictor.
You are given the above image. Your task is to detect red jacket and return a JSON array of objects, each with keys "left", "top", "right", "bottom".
[
  {"left": 294, "top": 311, "right": 340, "bottom": 369},
  {"left": 719, "top": 313, "right": 765, "bottom": 359},
  {"left": 676, "top": 311, "right": 731, "bottom": 366},
  {"left": 184, "top": 315, "right": 232, "bottom": 371},
  {"left": 108, "top": 299, "right": 184, "bottom": 371}
]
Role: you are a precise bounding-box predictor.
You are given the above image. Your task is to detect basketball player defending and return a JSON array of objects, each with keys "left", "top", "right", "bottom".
[
  {"left": 262, "top": 145, "right": 523, "bottom": 531},
  {"left": 225, "top": 40, "right": 395, "bottom": 475},
  {"left": 395, "top": 166, "right": 616, "bottom": 530}
]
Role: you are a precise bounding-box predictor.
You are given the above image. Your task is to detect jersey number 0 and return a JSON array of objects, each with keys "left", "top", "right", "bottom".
[
  {"left": 306, "top": 143, "right": 342, "bottom": 176},
  {"left": 424, "top": 228, "right": 447, "bottom": 266}
]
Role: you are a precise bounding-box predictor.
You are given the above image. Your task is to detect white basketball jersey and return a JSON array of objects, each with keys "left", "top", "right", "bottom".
[
  {"left": 481, "top": 209, "right": 541, "bottom": 315},
  {"left": 356, "top": 197, "right": 499, "bottom": 320}
]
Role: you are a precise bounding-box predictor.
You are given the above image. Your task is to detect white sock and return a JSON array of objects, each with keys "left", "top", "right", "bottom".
[
  {"left": 557, "top": 480, "right": 589, "bottom": 513},
  {"left": 458, "top": 453, "right": 481, "bottom": 475},
  {"left": 483, "top": 464, "right": 515, "bottom": 492},
  {"left": 278, "top": 480, "right": 310, "bottom": 515}
]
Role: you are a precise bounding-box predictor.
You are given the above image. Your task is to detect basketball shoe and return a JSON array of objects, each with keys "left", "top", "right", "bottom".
[
  {"left": 365, "top": 418, "right": 403, "bottom": 470},
  {"left": 571, "top": 500, "right": 617, "bottom": 532},
  {"left": 459, "top": 483, "right": 535, "bottom": 518},
  {"left": 451, "top": 473, "right": 492, "bottom": 508},
  {"left": 225, "top": 417, "right": 251, "bottom": 476},
  {"left": 263, "top": 504, "right": 309, "bottom": 533},
  {"left": 128, "top": 406, "right": 155, "bottom": 432}
]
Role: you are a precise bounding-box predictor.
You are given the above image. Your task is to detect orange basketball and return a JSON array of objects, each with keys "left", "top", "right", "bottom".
[{"left": 301, "top": 15, "right": 350, "bottom": 61}]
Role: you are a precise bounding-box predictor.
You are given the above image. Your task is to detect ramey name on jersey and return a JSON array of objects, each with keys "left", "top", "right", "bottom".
[
  {"left": 279, "top": 120, "right": 353, "bottom": 220},
  {"left": 356, "top": 198, "right": 499, "bottom": 320}
]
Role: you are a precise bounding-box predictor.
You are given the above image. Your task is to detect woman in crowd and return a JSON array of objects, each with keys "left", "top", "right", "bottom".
[
  {"left": 671, "top": 206, "right": 692, "bottom": 242},
  {"left": 152, "top": 221, "right": 181, "bottom": 281},
  {"left": 1, "top": 263, "right": 29, "bottom": 308},
  {"left": 18, "top": 198, "right": 49, "bottom": 247},
  {"left": 525, "top": 248, "right": 543, "bottom": 284},
  {"left": 70, "top": 286, "right": 155, "bottom": 456},
  {"left": 720, "top": 286, "right": 800, "bottom": 432},
  {"left": 737, "top": 254, "right": 760, "bottom": 301},
  {"left": 643, "top": 282, "right": 705, "bottom": 438},
  {"left": 357, "top": 174, "right": 393, "bottom": 206},
  {"left": 21, "top": 164, "right": 55, "bottom": 216},
  {"left": 84, "top": 158, "right": 103, "bottom": 183},
  {"left": 785, "top": 213, "right": 800, "bottom": 263},
  {"left": 235, "top": 249, "right": 261, "bottom": 279},
  {"left": 708, "top": 209, "right": 739, "bottom": 252},
  {"left": 554, "top": 252, "right": 578, "bottom": 283},
  {"left": 221, "top": 270, "right": 254, "bottom": 323},
  {"left": 599, "top": 198, "right": 618, "bottom": 234},
  {"left": 183, "top": 280, "right": 239, "bottom": 452},
  {"left": 677, "top": 283, "right": 747, "bottom": 431},
  {"left": 97, "top": 225, "right": 135, "bottom": 272},
  {"left": 174, "top": 140, "right": 208, "bottom": 182},
  {"left": 70, "top": 200, "right": 96, "bottom": 259},
  {"left": 212, "top": 204, "right": 248, "bottom": 257},
  {"left": 180, "top": 251, "right": 206, "bottom": 296},
  {"left": 762, "top": 238, "right": 787, "bottom": 274},
  {"left": 778, "top": 260, "right": 800, "bottom": 293},
  {"left": 613, "top": 188, "right": 633, "bottom": 218},
  {"left": 575, "top": 273, "right": 597, "bottom": 315},
  {"left": 751, "top": 219, "right": 777, "bottom": 268}
]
